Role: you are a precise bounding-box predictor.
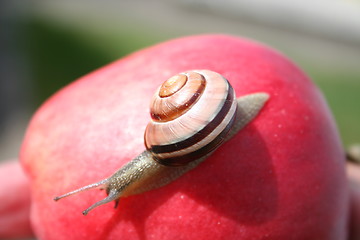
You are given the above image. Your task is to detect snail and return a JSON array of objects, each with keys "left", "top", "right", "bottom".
[{"left": 54, "top": 70, "right": 269, "bottom": 215}]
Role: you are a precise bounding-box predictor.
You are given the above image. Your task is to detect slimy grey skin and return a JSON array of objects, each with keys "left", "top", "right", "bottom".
[{"left": 54, "top": 70, "right": 269, "bottom": 215}]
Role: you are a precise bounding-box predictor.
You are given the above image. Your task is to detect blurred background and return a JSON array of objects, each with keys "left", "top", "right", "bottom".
[{"left": 1, "top": 0, "right": 360, "bottom": 161}]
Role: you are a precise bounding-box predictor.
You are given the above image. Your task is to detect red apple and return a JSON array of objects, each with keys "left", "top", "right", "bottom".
[
  {"left": 0, "top": 160, "right": 33, "bottom": 239},
  {"left": 20, "top": 35, "right": 348, "bottom": 239}
]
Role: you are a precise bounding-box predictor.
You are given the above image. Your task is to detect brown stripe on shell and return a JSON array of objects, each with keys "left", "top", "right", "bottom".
[
  {"left": 149, "top": 83, "right": 235, "bottom": 154},
  {"left": 150, "top": 72, "right": 206, "bottom": 122},
  {"left": 153, "top": 108, "right": 237, "bottom": 166}
]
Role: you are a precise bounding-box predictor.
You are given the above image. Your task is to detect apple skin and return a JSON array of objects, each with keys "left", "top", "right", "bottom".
[
  {"left": 0, "top": 160, "right": 33, "bottom": 239},
  {"left": 20, "top": 35, "right": 348, "bottom": 239}
]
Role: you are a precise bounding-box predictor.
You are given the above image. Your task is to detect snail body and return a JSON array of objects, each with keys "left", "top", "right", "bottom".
[{"left": 54, "top": 70, "right": 269, "bottom": 215}]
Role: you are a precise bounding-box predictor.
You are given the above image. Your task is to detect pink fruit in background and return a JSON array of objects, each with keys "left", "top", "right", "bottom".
[
  {"left": 0, "top": 160, "right": 33, "bottom": 239},
  {"left": 20, "top": 35, "right": 348, "bottom": 239}
]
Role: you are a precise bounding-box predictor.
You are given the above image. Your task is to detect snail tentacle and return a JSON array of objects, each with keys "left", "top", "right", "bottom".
[
  {"left": 53, "top": 179, "right": 109, "bottom": 201},
  {"left": 82, "top": 189, "right": 119, "bottom": 215}
]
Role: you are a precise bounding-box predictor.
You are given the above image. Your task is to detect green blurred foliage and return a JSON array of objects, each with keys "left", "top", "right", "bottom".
[
  {"left": 22, "top": 18, "right": 161, "bottom": 107},
  {"left": 21, "top": 17, "right": 360, "bottom": 147},
  {"left": 23, "top": 18, "right": 112, "bottom": 105},
  {"left": 314, "top": 73, "right": 360, "bottom": 146}
]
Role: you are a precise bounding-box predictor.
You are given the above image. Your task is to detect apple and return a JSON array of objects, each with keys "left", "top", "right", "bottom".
[{"left": 20, "top": 35, "right": 348, "bottom": 239}]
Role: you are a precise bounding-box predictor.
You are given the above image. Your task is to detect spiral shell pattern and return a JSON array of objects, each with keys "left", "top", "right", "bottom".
[{"left": 144, "top": 70, "right": 238, "bottom": 166}]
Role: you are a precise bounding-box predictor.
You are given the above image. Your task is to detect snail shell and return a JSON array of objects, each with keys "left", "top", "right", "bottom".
[
  {"left": 54, "top": 70, "right": 270, "bottom": 215},
  {"left": 145, "top": 70, "right": 237, "bottom": 166}
]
